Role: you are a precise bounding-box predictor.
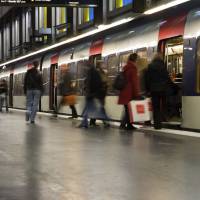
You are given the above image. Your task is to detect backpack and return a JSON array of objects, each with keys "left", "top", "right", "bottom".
[{"left": 113, "top": 72, "right": 126, "bottom": 90}]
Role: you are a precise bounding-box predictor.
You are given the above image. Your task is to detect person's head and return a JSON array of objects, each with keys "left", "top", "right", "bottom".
[
  {"left": 33, "top": 61, "right": 39, "bottom": 69},
  {"left": 60, "top": 63, "right": 69, "bottom": 72},
  {"left": 128, "top": 53, "right": 138, "bottom": 63},
  {"left": 153, "top": 52, "right": 163, "bottom": 61}
]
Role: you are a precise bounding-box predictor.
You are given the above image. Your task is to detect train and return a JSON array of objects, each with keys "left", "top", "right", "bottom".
[{"left": 1, "top": 3, "right": 200, "bottom": 130}]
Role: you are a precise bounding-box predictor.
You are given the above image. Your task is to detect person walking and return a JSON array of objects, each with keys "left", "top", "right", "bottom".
[
  {"left": 78, "top": 61, "right": 104, "bottom": 128},
  {"left": 54, "top": 64, "right": 78, "bottom": 118},
  {"left": 118, "top": 53, "right": 140, "bottom": 130},
  {"left": 24, "top": 61, "right": 43, "bottom": 124},
  {"left": 89, "top": 61, "right": 110, "bottom": 127},
  {"left": 146, "top": 53, "right": 171, "bottom": 129},
  {"left": 0, "top": 79, "right": 8, "bottom": 112}
]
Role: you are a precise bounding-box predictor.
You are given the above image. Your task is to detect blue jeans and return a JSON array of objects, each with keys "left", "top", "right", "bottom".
[
  {"left": 26, "top": 90, "right": 41, "bottom": 122},
  {"left": 81, "top": 98, "right": 109, "bottom": 127}
]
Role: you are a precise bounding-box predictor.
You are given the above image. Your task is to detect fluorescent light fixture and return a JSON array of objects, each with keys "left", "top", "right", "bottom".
[
  {"left": 144, "top": 0, "right": 191, "bottom": 15},
  {"left": 0, "top": 17, "right": 134, "bottom": 68}
]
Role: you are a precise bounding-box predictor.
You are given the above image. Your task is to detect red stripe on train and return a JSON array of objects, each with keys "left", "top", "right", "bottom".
[
  {"left": 89, "top": 39, "right": 104, "bottom": 56},
  {"left": 159, "top": 14, "right": 187, "bottom": 40},
  {"left": 51, "top": 54, "right": 59, "bottom": 65}
]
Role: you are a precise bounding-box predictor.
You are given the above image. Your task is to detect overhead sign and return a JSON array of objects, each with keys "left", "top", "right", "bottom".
[{"left": 0, "top": 0, "right": 98, "bottom": 7}]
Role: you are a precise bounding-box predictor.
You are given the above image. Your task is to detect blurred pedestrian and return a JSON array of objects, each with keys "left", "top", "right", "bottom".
[
  {"left": 78, "top": 61, "right": 105, "bottom": 128},
  {"left": 24, "top": 61, "right": 43, "bottom": 124},
  {"left": 89, "top": 61, "right": 110, "bottom": 127},
  {"left": 0, "top": 79, "right": 8, "bottom": 112},
  {"left": 54, "top": 64, "right": 78, "bottom": 118},
  {"left": 146, "top": 53, "right": 171, "bottom": 129},
  {"left": 118, "top": 53, "right": 140, "bottom": 130}
]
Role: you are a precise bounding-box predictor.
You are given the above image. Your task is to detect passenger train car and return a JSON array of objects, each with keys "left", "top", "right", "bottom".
[{"left": 1, "top": 5, "right": 200, "bottom": 130}]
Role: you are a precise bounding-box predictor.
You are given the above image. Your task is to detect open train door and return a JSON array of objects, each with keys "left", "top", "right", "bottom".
[
  {"left": 158, "top": 37, "right": 183, "bottom": 121},
  {"left": 158, "top": 14, "right": 187, "bottom": 121},
  {"left": 49, "top": 63, "right": 58, "bottom": 111}
]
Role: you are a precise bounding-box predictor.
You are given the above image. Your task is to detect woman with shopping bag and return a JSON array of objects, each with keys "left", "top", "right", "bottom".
[{"left": 118, "top": 53, "right": 140, "bottom": 130}]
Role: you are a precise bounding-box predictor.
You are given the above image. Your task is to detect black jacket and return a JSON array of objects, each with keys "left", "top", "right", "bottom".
[
  {"left": 84, "top": 66, "right": 103, "bottom": 99},
  {"left": 24, "top": 68, "right": 43, "bottom": 94},
  {"left": 146, "top": 58, "right": 171, "bottom": 93}
]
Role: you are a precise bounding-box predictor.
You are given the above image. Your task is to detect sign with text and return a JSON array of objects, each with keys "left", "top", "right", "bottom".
[{"left": 0, "top": 0, "right": 98, "bottom": 7}]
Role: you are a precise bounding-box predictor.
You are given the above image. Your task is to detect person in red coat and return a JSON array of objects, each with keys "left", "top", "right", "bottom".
[{"left": 118, "top": 53, "right": 140, "bottom": 130}]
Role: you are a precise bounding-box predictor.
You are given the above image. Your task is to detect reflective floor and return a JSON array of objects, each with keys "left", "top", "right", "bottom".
[{"left": 0, "top": 112, "right": 200, "bottom": 200}]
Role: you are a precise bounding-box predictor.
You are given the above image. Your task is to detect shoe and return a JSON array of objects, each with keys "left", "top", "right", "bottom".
[
  {"left": 30, "top": 121, "right": 35, "bottom": 124},
  {"left": 103, "top": 122, "right": 110, "bottom": 128},
  {"left": 119, "top": 124, "right": 126, "bottom": 130},
  {"left": 25, "top": 113, "right": 29, "bottom": 122},
  {"left": 126, "top": 125, "right": 137, "bottom": 130},
  {"left": 154, "top": 126, "right": 162, "bottom": 130},
  {"left": 77, "top": 124, "right": 88, "bottom": 129}
]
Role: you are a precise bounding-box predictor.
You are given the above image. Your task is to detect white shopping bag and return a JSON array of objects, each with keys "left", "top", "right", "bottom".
[{"left": 128, "top": 98, "right": 152, "bottom": 123}]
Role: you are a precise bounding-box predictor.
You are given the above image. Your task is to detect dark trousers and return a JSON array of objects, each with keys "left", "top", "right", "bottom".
[
  {"left": 151, "top": 92, "right": 166, "bottom": 129},
  {"left": 121, "top": 105, "right": 132, "bottom": 127}
]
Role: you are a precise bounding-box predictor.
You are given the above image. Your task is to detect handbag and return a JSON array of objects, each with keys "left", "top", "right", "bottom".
[{"left": 62, "top": 95, "right": 77, "bottom": 106}]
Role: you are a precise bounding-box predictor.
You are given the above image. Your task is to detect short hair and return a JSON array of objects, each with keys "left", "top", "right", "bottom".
[
  {"left": 33, "top": 61, "right": 39, "bottom": 68},
  {"left": 153, "top": 52, "right": 163, "bottom": 61},
  {"left": 129, "top": 53, "right": 138, "bottom": 62}
]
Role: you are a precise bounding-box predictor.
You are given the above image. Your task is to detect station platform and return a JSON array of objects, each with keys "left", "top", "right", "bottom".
[{"left": 0, "top": 111, "right": 200, "bottom": 200}]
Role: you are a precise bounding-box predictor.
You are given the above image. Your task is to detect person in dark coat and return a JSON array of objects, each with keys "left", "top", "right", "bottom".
[
  {"left": 54, "top": 64, "right": 78, "bottom": 118},
  {"left": 89, "top": 61, "right": 110, "bottom": 127},
  {"left": 118, "top": 53, "right": 140, "bottom": 130},
  {"left": 24, "top": 61, "right": 43, "bottom": 123},
  {"left": 79, "top": 62, "right": 106, "bottom": 128},
  {"left": 146, "top": 53, "right": 171, "bottom": 129}
]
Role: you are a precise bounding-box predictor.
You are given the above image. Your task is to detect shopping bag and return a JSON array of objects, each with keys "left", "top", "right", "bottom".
[
  {"left": 128, "top": 99, "right": 151, "bottom": 123},
  {"left": 62, "top": 95, "right": 77, "bottom": 106}
]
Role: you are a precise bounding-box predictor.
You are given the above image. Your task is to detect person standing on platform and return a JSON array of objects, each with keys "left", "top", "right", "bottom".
[
  {"left": 118, "top": 53, "right": 140, "bottom": 130},
  {"left": 54, "top": 64, "right": 78, "bottom": 118},
  {"left": 146, "top": 53, "right": 171, "bottom": 129},
  {"left": 24, "top": 61, "right": 43, "bottom": 124},
  {"left": 0, "top": 79, "right": 8, "bottom": 112}
]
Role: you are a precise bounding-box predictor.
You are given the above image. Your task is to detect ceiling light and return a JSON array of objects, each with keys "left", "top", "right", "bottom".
[{"left": 144, "top": 0, "right": 191, "bottom": 15}]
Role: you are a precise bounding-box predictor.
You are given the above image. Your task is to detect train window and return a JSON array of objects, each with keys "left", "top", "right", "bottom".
[
  {"left": 119, "top": 51, "right": 132, "bottom": 71},
  {"left": 196, "top": 39, "right": 200, "bottom": 93},
  {"left": 107, "top": 54, "right": 119, "bottom": 76},
  {"left": 42, "top": 68, "right": 49, "bottom": 95},
  {"left": 106, "top": 54, "right": 119, "bottom": 95},
  {"left": 164, "top": 37, "right": 183, "bottom": 83},
  {"left": 77, "top": 60, "right": 88, "bottom": 95},
  {"left": 136, "top": 48, "right": 148, "bottom": 94}
]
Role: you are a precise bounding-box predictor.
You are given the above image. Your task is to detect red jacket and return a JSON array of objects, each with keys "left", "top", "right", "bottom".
[{"left": 118, "top": 61, "right": 140, "bottom": 105}]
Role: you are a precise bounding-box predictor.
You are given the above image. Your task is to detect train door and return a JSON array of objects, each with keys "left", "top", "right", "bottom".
[
  {"left": 9, "top": 74, "right": 13, "bottom": 107},
  {"left": 159, "top": 36, "right": 183, "bottom": 120},
  {"left": 49, "top": 64, "right": 58, "bottom": 111},
  {"left": 89, "top": 54, "right": 102, "bottom": 67}
]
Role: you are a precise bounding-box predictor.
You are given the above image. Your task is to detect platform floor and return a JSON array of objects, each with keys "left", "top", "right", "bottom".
[{"left": 0, "top": 111, "right": 200, "bottom": 200}]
